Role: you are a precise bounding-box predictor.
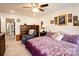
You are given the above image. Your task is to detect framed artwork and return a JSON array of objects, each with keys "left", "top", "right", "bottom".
[
  {"left": 73, "top": 16, "right": 79, "bottom": 26},
  {"left": 50, "top": 20, "right": 54, "bottom": 24},
  {"left": 54, "top": 17, "right": 57, "bottom": 25},
  {"left": 68, "top": 13, "right": 72, "bottom": 23},
  {"left": 68, "top": 19, "right": 72, "bottom": 23},
  {"left": 41, "top": 21, "right": 43, "bottom": 29},
  {"left": 68, "top": 13, "right": 72, "bottom": 18},
  {"left": 41, "top": 21, "right": 43, "bottom": 25},
  {"left": 58, "top": 14, "right": 67, "bottom": 25},
  {"left": 73, "top": 16, "right": 78, "bottom": 21},
  {"left": 73, "top": 21, "right": 79, "bottom": 26}
]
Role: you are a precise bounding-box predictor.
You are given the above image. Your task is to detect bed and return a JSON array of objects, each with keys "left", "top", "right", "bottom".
[{"left": 25, "top": 36, "right": 79, "bottom": 56}]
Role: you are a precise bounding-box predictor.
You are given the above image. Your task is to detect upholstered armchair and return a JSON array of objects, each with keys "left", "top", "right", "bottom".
[{"left": 21, "top": 29, "right": 36, "bottom": 44}]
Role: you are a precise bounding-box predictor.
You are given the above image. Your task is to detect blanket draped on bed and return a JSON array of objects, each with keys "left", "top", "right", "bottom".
[{"left": 25, "top": 36, "right": 79, "bottom": 56}]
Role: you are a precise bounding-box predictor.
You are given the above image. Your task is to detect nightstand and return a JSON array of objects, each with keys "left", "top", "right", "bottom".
[{"left": 40, "top": 31, "right": 47, "bottom": 36}]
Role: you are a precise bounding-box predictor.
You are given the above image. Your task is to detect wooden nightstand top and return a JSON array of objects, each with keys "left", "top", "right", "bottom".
[{"left": 40, "top": 31, "right": 47, "bottom": 36}]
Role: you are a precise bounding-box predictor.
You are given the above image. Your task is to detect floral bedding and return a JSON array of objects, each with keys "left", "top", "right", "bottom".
[{"left": 26, "top": 36, "right": 79, "bottom": 56}]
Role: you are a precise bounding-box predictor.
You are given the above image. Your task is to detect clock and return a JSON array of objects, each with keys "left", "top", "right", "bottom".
[{"left": 17, "top": 19, "right": 20, "bottom": 22}]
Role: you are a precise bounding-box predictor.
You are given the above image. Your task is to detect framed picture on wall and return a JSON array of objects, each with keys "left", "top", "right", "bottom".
[
  {"left": 68, "top": 19, "right": 72, "bottom": 23},
  {"left": 73, "top": 16, "right": 78, "bottom": 21},
  {"left": 73, "top": 16, "right": 79, "bottom": 26},
  {"left": 68, "top": 13, "right": 72, "bottom": 23},
  {"left": 54, "top": 17, "right": 58, "bottom": 25},
  {"left": 41, "top": 21, "right": 43, "bottom": 29},
  {"left": 68, "top": 13, "right": 72, "bottom": 18},
  {"left": 50, "top": 20, "right": 54, "bottom": 24},
  {"left": 58, "top": 14, "right": 67, "bottom": 25},
  {"left": 41, "top": 21, "right": 43, "bottom": 25}
]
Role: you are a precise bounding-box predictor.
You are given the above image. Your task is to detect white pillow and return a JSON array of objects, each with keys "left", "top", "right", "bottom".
[
  {"left": 55, "top": 34, "right": 63, "bottom": 41},
  {"left": 29, "top": 29, "right": 35, "bottom": 35}
]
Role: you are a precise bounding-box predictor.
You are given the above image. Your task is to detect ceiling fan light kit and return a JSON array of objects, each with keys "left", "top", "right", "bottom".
[
  {"left": 22, "top": 3, "right": 48, "bottom": 13},
  {"left": 32, "top": 8, "right": 40, "bottom": 13},
  {"left": 10, "top": 10, "right": 15, "bottom": 13}
]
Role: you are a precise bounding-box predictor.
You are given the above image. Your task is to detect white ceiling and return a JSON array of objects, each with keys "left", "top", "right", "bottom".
[{"left": 0, "top": 3, "right": 79, "bottom": 17}]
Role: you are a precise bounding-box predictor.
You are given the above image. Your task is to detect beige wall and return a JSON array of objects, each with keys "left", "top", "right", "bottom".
[
  {"left": 0, "top": 13, "right": 40, "bottom": 35},
  {"left": 1, "top": 5, "right": 79, "bottom": 35},
  {"left": 39, "top": 6, "right": 79, "bottom": 35}
]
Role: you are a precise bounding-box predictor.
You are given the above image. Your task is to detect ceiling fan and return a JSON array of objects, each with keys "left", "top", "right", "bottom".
[{"left": 22, "top": 3, "right": 48, "bottom": 13}]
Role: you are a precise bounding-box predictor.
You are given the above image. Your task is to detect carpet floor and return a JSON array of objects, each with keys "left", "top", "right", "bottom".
[{"left": 4, "top": 33, "right": 32, "bottom": 56}]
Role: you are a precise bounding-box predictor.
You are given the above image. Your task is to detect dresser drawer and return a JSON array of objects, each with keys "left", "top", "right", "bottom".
[{"left": 0, "top": 33, "right": 5, "bottom": 56}]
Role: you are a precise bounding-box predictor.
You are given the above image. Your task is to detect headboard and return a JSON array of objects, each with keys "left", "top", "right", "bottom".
[{"left": 20, "top": 24, "right": 39, "bottom": 40}]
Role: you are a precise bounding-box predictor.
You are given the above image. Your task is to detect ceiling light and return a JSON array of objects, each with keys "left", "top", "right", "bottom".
[
  {"left": 33, "top": 14, "right": 36, "bottom": 16},
  {"left": 10, "top": 10, "right": 15, "bottom": 13},
  {"left": 32, "top": 8, "right": 40, "bottom": 13}
]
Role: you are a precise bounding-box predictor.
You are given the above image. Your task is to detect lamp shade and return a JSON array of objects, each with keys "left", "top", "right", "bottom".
[{"left": 42, "top": 25, "right": 46, "bottom": 28}]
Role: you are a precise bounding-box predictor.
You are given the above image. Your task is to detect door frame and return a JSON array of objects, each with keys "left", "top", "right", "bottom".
[{"left": 6, "top": 18, "right": 15, "bottom": 35}]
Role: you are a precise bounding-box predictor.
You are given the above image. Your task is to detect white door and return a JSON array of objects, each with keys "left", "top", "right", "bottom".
[{"left": 6, "top": 18, "right": 15, "bottom": 40}]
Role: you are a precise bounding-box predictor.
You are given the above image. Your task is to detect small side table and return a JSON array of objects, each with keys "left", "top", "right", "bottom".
[{"left": 40, "top": 31, "right": 47, "bottom": 36}]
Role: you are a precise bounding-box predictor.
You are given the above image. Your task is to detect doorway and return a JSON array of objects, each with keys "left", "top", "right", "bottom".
[{"left": 6, "top": 18, "right": 15, "bottom": 40}]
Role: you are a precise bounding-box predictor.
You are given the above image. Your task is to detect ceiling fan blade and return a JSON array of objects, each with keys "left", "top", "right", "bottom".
[
  {"left": 22, "top": 6, "right": 31, "bottom": 8},
  {"left": 40, "top": 4, "right": 48, "bottom": 7},
  {"left": 22, "top": 4, "right": 32, "bottom": 8},
  {"left": 39, "top": 8, "right": 44, "bottom": 11}
]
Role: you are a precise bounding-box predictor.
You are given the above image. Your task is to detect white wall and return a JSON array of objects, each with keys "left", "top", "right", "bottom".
[
  {"left": 0, "top": 13, "right": 40, "bottom": 35},
  {"left": 40, "top": 6, "right": 79, "bottom": 35}
]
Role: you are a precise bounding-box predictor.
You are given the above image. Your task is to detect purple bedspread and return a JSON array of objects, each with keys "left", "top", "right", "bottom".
[{"left": 25, "top": 36, "right": 79, "bottom": 56}]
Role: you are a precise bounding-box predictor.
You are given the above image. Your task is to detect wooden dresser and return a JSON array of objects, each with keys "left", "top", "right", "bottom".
[
  {"left": 0, "top": 33, "right": 5, "bottom": 56},
  {"left": 20, "top": 25, "right": 39, "bottom": 40}
]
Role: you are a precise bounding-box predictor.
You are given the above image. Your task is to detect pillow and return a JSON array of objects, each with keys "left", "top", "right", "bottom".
[
  {"left": 46, "top": 31, "right": 55, "bottom": 37},
  {"left": 61, "top": 33, "right": 71, "bottom": 41},
  {"left": 29, "top": 29, "right": 35, "bottom": 35},
  {"left": 55, "top": 34, "right": 63, "bottom": 41},
  {"left": 62, "top": 34, "right": 79, "bottom": 45},
  {"left": 51, "top": 32, "right": 63, "bottom": 41},
  {"left": 76, "top": 38, "right": 79, "bottom": 45},
  {"left": 51, "top": 32, "right": 58, "bottom": 39}
]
